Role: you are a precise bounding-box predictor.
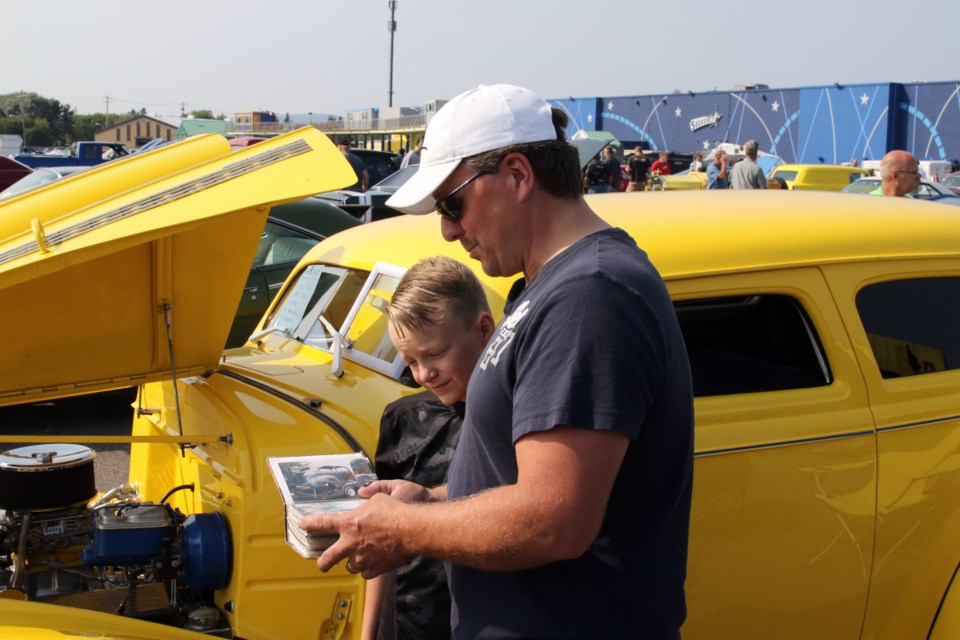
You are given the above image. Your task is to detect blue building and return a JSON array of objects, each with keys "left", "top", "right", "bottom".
[{"left": 550, "top": 81, "right": 960, "bottom": 165}]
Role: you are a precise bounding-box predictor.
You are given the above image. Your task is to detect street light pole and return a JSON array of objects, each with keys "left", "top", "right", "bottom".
[{"left": 387, "top": 1, "right": 397, "bottom": 108}]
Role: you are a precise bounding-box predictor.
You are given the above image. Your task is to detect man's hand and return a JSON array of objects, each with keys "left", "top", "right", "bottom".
[
  {"left": 300, "top": 493, "right": 411, "bottom": 579},
  {"left": 358, "top": 479, "right": 438, "bottom": 503},
  {"left": 299, "top": 480, "right": 443, "bottom": 579}
]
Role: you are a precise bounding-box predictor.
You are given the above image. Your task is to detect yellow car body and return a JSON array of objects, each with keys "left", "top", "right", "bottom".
[
  {"left": 650, "top": 171, "right": 708, "bottom": 190},
  {"left": 3, "top": 137, "right": 960, "bottom": 640},
  {"left": 772, "top": 163, "right": 871, "bottom": 191}
]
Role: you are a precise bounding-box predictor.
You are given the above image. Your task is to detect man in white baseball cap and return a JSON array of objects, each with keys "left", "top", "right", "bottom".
[
  {"left": 304, "top": 84, "right": 694, "bottom": 640},
  {"left": 385, "top": 84, "right": 560, "bottom": 215}
]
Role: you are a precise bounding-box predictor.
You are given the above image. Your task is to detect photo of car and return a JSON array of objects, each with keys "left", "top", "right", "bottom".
[{"left": 3, "top": 128, "right": 960, "bottom": 639}]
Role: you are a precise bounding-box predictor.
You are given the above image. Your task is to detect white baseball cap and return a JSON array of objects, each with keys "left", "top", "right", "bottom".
[{"left": 385, "top": 84, "right": 559, "bottom": 215}]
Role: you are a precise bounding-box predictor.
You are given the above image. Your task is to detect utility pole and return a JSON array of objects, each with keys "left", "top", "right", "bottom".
[
  {"left": 104, "top": 96, "right": 111, "bottom": 127},
  {"left": 387, "top": 1, "right": 397, "bottom": 108}
]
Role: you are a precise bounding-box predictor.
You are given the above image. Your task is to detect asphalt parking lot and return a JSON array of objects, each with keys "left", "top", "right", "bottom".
[{"left": 0, "top": 388, "right": 135, "bottom": 492}]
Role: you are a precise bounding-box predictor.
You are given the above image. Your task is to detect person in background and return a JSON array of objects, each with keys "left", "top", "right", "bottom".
[
  {"left": 601, "top": 145, "right": 622, "bottom": 191},
  {"left": 689, "top": 151, "right": 704, "bottom": 172},
  {"left": 401, "top": 144, "right": 422, "bottom": 169},
  {"left": 729, "top": 140, "right": 767, "bottom": 189},
  {"left": 651, "top": 150, "right": 671, "bottom": 176},
  {"left": 584, "top": 147, "right": 618, "bottom": 194},
  {"left": 850, "top": 158, "right": 860, "bottom": 168},
  {"left": 767, "top": 176, "right": 787, "bottom": 190},
  {"left": 626, "top": 146, "right": 650, "bottom": 191},
  {"left": 363, "top": 255, "right": 495, "bottom": 640},
  {"left": 393, "top": 149, "right": 406, "bottom": 171},
  {"left": 338, "top": 140, "right": 369, "bottom": 191},
  {"left": 303, "top": 83, "right": 694, "bottom": 640},
  {"left": 706, "top": 149, "right": 729, "bottom": 189},
  {"left": 872, "top": 150, "right": 921, "bottom": 197}
]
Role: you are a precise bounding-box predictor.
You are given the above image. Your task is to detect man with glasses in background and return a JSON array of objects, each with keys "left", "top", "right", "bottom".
[
  {"left": 874, "top": 150, "right": 921, "bottom": 197},
  {"left": 302, "top": 84, "right": 694, "bottom": 640}
]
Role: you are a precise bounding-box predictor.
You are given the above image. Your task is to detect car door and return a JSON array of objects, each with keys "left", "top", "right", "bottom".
[
  {"left": 671, "top": 268, "right": 877, "bottom": 640},
  {"left": 824, "top": 260, "right": 960, "bottom": 639}
]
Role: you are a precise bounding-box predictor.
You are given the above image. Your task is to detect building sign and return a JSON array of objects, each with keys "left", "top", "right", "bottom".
[{"left": 689, "top": 111, "right": 723, "bottom": 132}]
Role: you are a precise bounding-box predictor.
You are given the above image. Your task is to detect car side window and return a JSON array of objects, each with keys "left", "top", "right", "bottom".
[
  {"left": 254, "top": 222, "right": 320, "bottom": 268},
  {"left": 675, "top": 295, "right": 832, "bottom": 397},
  {"left": 856, "top": 277, "right": 960, "bottom": 378}
]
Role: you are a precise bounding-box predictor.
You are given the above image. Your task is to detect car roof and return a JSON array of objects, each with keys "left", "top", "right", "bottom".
[
  {"left": 775, "top": 164, "right": 869, "bottom": 172},
  {"left": 307, "top": 191, "right": 960, "bottom": 283}
]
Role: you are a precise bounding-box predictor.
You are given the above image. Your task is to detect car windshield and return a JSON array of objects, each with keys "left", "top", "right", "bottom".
[
  {"left": 262, "top": 262, "right": 409, "bottom": 379},
  {"left": 943, "top": 175, "right": 960, "bottom": 188},
  {"left": 369, "top": 165, "right": 418, "bottom": 190},
  {"left": 843, "top": 178, "right": 880, "bottom": 194},
  {"left": 0, "top": 169, "right": 63, "bottom": 199}
]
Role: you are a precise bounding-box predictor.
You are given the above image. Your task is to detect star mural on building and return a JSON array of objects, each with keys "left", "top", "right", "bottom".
[
  {"left": 607, "top": 101, "right": 614, "bottom": 110},
  {"left": 772, "top": 101, "right": 780, "bottom": 112},
  {"left": 860, "top": 93, "right": 870, "bottom": 105},
  {"left": 587, "top": 113, "right": 593, "bottom": 123},
  {"left": 675, "top": 106, "right": 682, "bottom": 118},
  {"left": 702, "top": 140, "right": 712, "bottom": 150}
]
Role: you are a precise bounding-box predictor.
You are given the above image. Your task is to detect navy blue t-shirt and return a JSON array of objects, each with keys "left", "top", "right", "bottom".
[{"left": 446, "top": 227, "right": 694, "bottom": 640}]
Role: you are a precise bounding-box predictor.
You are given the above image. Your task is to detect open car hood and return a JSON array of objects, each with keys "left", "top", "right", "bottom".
[{"left": 0, "top": 128, "right": 356, "bottom": 407}]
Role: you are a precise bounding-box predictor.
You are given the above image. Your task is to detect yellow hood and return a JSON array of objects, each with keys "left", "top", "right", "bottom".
[{"left": 0, "top": 128, "right": 356, "bottom": 406}]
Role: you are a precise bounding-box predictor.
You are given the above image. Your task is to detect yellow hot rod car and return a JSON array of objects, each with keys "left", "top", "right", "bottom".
[{"left": 2, "top": 128, "right": 960, "bottom": 640}]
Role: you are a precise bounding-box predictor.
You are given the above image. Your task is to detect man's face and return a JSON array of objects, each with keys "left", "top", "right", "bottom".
[
  {"left": 896, "top": 159, "right": 922, "bottom": 196},
  {"left": 389, "top": 314, "right": 490, "bottom": 405},
  {"left": 436, "top": 161, "right": 523, "bottom": 278}
]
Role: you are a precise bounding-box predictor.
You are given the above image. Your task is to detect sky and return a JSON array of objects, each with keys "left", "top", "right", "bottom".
[{"left": 4, "top": 0, "right": 958, "bottom": 120}]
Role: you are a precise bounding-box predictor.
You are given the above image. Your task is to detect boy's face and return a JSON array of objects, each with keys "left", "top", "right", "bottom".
[{"left": 389, "top": 313, "right": 493, "bottom": 405}]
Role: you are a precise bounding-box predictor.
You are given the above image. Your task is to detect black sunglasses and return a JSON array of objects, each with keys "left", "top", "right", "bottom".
[{"left": 434, "top": 171, "right": 485, "bottom": 222}]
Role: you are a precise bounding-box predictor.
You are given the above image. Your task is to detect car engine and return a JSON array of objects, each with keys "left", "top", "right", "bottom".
[{"left": 0, "top": 443, "right": 232, "bottom": 636}]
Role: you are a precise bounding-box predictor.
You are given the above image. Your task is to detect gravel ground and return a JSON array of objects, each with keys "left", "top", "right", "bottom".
[{"left": 0, "top": 388, "right": 136, "bottom": 492}]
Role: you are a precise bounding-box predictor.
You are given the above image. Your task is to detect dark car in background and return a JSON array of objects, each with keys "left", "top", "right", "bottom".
[
  {"left": 317, "top": 164, "right": 417, "bottom": 222},
  {"left": 228, "top": 196, "right": 360, "bottom": 347},
  {"left": 348, "top": 148, "right": 400, "bottom": 186},
  {"left": 0, "top": 156, "right": 33, "bottom": 192}
]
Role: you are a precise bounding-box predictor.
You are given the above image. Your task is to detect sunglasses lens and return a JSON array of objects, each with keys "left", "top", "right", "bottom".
[{"left": 436, "top": 197, "right": 460, "bottom": 221}]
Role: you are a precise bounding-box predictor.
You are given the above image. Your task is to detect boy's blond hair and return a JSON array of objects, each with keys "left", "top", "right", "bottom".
[{"left": 386, "top": 256, "right": 490, "bottom": 333}]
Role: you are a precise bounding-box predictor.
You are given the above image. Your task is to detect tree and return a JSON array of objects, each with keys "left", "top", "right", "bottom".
[
  {"left": 0, "top": 92, "right": 74, "bottom": 145},
  {"left": 189, "top": 109, "right": 215, "bottom": 119}
]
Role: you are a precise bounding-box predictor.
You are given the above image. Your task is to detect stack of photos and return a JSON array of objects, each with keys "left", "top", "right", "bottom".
[{"left": 267, "top": 452, "right": 377, "bottom": 558}]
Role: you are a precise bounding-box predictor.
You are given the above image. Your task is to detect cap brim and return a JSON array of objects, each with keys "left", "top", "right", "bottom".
[{"left": 386, "top": 158, "right": 461, "bottom": 215}]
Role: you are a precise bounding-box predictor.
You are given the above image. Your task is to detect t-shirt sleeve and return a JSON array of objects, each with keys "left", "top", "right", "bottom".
[{"left": 511, "top": 275, "right": 670, "bottom": 442}]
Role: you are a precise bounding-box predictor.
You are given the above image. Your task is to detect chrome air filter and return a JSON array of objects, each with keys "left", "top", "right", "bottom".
[{"left": 0, "top": 444, "right": 97, "bottom": 510}]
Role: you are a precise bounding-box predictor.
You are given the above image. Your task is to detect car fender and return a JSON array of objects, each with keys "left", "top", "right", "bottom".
[{"left": 929, "top": 564, "right": 960, "bottom": 639}]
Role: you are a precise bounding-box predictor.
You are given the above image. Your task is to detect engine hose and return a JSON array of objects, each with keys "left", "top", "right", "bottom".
[{"left": 160, "top": 483, "right": 195, "bottom": 505}]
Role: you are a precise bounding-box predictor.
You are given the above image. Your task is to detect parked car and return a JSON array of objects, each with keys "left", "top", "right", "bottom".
[
  {"left": 4, "top": 127, "right": 960, "bottom": 640},
  {"left": 14, "top": 141, "right": 129, "bottom": 168},
  {"left": 942, "top": 171, "right": 960, "bottom": 195},
  {"left": 0, "top": 156, "right": 33, "bottom": 192},
  {"left": 0, "top": 165, "right": 92, "bottom": 200},
  {"left": 770, "top": 164, "right": 870, "bottom": 191},
  {"left": 317, "top": 164, "right": 418, "bottom": 222},
  {"left": 344, "top": 147, "right": 400, "bottom": 187},
  {"left": 842, "top": 176, "right": 960, "bottom": 199}
]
